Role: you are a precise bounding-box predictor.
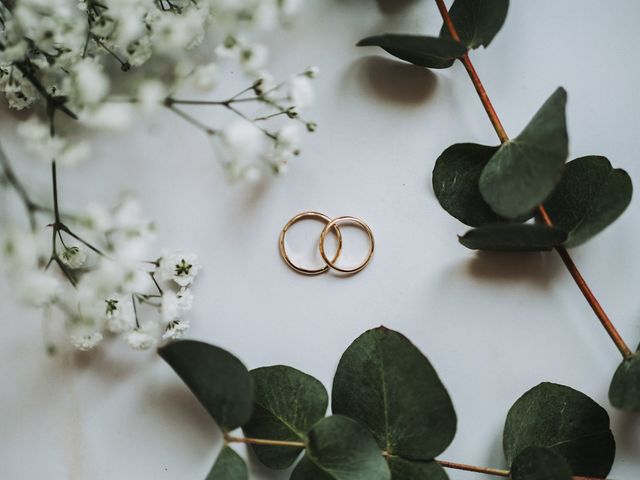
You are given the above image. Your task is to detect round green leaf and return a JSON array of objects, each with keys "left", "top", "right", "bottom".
[
  {"left": 357, "top": 34, "right": 467, "bottom": 69},
  {"left": 206, "top": 446, "right": 248, "bottom": 480},
  {"left": 609, "top": 352, "right": 640, "bottom": 411},
  {"left": 290, "top": 416, "right": 391, "bottom": 480},
  {"left": 480, "top": 88, "right": 569, "bottom": 219},
  {"left": 158, "top": 340, "right": 253, "bottom": 432},
  {"left": 433, "top": 143, "right": 503, "bottom": 227},
  {"left": 503, "top": 382, "right": 615, "bottom": 478},
  {"left": 542, "top": 156, "right": 632, "bottom": 247},
  {"left": 242, "top": 365, "right": 329, "bottom": 469},
  {"left": 440, "top": 0, "right": 510, "bottom": 49},
  {"left": 387, "top": 457, "right": 449, "bottom": 480},
  {"left": 332, "top": 327, "right": 456, "bottom": 461},
  {"left": 510, "top": 447, "right": 571, "bottom": 480},
  {"left": 459, "top": 224, "right": 566, "bottom": 251}
]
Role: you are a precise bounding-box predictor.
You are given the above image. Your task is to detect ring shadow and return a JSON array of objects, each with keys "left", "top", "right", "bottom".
[{"left": 351, "top": 55, "right": 438, "bottom": 106}]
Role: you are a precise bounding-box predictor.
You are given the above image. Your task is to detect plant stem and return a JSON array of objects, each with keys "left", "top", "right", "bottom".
[
  {"left": 437, "top": 460, "right": 606, "bottom": 480},
  {"left": 224, "top": 434, "right": 305, "bottom": 448},
  {"left": 0, "top": 143, "right": 38, "bottom": 230},
  {"left": 438, "top": 460, "right": 509, "bottom": 477},
  {"left": 435, "top": 0, "right": 633, "bottom": 359}
]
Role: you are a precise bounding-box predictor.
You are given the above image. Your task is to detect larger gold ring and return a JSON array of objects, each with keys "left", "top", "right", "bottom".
[
  {"left": 319, "top": 216, "right": 374, "bottom": 274},
  {"left": 279, "top": 212, "right": 343, "bottom": 275}
]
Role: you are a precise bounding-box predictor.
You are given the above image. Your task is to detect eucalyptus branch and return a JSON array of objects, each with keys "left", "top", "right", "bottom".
[{"left": 435, "top": 0, "right": 633, "bottom": 359}]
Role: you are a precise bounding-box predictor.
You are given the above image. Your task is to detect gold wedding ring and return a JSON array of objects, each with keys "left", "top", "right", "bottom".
[
  {"left": 279, "top": 211, "right": 343, "bottom": 275},
  {"left": 319, "top": 216, "right": 375, "bottom": 274},
  {"left": 279, "top": 212, "right": 374, "bottom": 276}
]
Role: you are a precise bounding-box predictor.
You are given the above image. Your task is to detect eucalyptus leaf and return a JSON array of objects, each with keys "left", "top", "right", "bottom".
[
  {"left": 242, "top": 365, "right": 328, "bottom": 469},
  {"left": 290, "top": 415, "right": 391, "bottom": 480},
  {"left": 541, "top": 156, "right": 632, "bottom": 247},
  {"left": 479, "top": 88, "right": 569, "bottom": 219},
  {"left": 387, "top": 457, "right": 449, "bottom": 480},
  {"left": 459, "top": 224, "right": 566, "bottom": 251},
  {"left": 206, "top": 447, "right": 248, "bottom": 480},
  {"left": 609, "top": 352, "right": 640, "bottom": 411},
  {"left": 503, "top": 382, "right": 615, "bottom": 478},
  {"left": 432, "top": 143, "right": 502, "bottom": 226},
  {"left": 510, "top": 446, "right": 571, "bottom": 480},
  {"left": 332, "top": 327, "right": 456, "bottom": 461},
  {"left": 357, "top": 34, "right": 466, "bottom": 69},
  {"left": 440, "top": 0, "right": 510, "bottom": 49},
  {"left": 158, "top": 340, "right": 253, "bottom": 432}
]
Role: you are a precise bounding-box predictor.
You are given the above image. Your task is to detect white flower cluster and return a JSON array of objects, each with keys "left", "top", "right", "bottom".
[
  {"left": 1, "top": 194, "right": 201, "bottom": 352},
  {"left": 0, "top": 0, "right": 316, "bottom": 179}
]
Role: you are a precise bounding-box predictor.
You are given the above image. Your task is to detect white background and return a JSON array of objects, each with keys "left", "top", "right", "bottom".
[{"left": 1, "top": 0, "right": 639, "bottom": 478}]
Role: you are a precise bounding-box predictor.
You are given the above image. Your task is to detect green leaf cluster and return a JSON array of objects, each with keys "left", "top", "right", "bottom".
[
  {"left": 432, "top": 89, "right": 632, "bottom": 251},
  {"left": 159, "top": 330, "right": 617, "bottom": 479},
  {"left": 356, "top": 1, "right": 632, "bottom": 252}
]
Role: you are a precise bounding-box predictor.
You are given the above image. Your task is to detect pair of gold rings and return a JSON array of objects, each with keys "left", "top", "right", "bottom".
[{"left": 279, "top": 212, "right": 375, "bottom": 275}]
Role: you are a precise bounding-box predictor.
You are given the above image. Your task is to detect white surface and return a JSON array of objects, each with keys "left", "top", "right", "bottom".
[{"left": 2, "top": 1, "right": 640, "bottom": 478}]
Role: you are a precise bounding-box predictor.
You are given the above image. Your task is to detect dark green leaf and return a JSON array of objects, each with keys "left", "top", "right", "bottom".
[
  {"left": 503, "top": 382, "right": 615, "bottom": 478},
  {"left": 242, "top": 365, "right": 328, "bottom": 469},
  {"left": 290, "top": 416, "right": 391, "bottom": 480},
  {"left": 440, "top": 0, "right": 510, "bottom": 49},
  {"left": 206, "top": 447, "right": 248, "bottom": 480},
  {"left": 433, "top": 143, "right": 502, "bottom": 226},
  {"left": 609, "top": 353, "right": 640, "bottom": 411},
  {"left": 479, "top": 88, "right": 569, "bottom": 219},
  {"left": 387, "top": 457, "right": 448, "bottom": 480},
  {"left": 510, "top": 446, "right": 571, "bottom": 480},
  {"left": 158, "top": 340, "right": 253, "bottom": 432},
  {"left": 459, "top": 224, "right": 566, "bottom": 251},
  {"left": 357, "top": 34, "right": 466, "bottom": 69},
  {"left": 542, "top": 156, "right": 632, "bottom": 247},
  {"left": 332, "top": 327, "right": 456, "bottom": 461}
]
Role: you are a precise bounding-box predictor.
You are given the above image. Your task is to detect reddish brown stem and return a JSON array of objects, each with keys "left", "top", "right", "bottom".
[
  {"left": 438, "top": 459, "right": 606, "bottom": 480},
  {"left": 438, "top": 460, "right": 509, "bottom": 477},
  {"left": 435, "top": 0, "right": 633, "bottom": 359}
]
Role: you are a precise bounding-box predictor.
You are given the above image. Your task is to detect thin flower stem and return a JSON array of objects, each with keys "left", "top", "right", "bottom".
[
  {"left": 59, "top": 226, "right": 105, "bottom": 256},
  {"left": 51, "top": 160, "right": 61, "bottom": 224},
  {"left": 223, "top": 434, "right": 305, "bottom": 449},
  {"left": 165, "top": 104, "right": 217, "bottom": 136},
  {"left": 132, "top": 293, "right": 140, "bottom": 328},
  {"left": 435, "top": 0, "right": 633, "bottom": 359},
  {"left": 0, "top": 143, "right": 38, "bottom": 230},
  {"left": 150, "top": 272, "right": 163, "bottom": 295}
]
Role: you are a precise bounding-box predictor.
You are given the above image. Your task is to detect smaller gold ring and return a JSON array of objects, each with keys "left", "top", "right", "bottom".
[
  {"left": 319, "top": 216, "right": 374, "bottom": 274},
  {"left": 279, "top": 212, "right": 343, "bottom": 275}
]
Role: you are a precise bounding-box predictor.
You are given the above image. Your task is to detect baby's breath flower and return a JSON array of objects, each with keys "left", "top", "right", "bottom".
[
  {"left": 161, "top": 288, "right": 194, "bottom": 323},
  {"left": 162, "top": 319, "right": 190, "bottom": 341},
  {"left": 126, "top": 322, "right": 157, "bottom": 351},
  {"left": 157, "top": 250, "right": 201, "bottom": 287},
  {"left": 70, "top": 331, "right": 104, "bottom": 351},
  {"left": 59, "top": 245, "right": 87, "bottom": 269},
  {"left": 105, "top": 296, "right": 136, "bottom": 334}
]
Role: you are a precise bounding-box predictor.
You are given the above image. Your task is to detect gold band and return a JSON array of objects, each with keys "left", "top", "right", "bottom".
[
  {"left": 319, "top": 216, "right": 374, "bottom": 274},
  {"left": 279, "top": 211, "right": 343, "bottom": 275}
]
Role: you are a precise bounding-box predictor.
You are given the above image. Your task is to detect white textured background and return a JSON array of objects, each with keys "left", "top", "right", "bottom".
[{"left": 1, "top": 1, "right": 639, "bottom": 478}]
